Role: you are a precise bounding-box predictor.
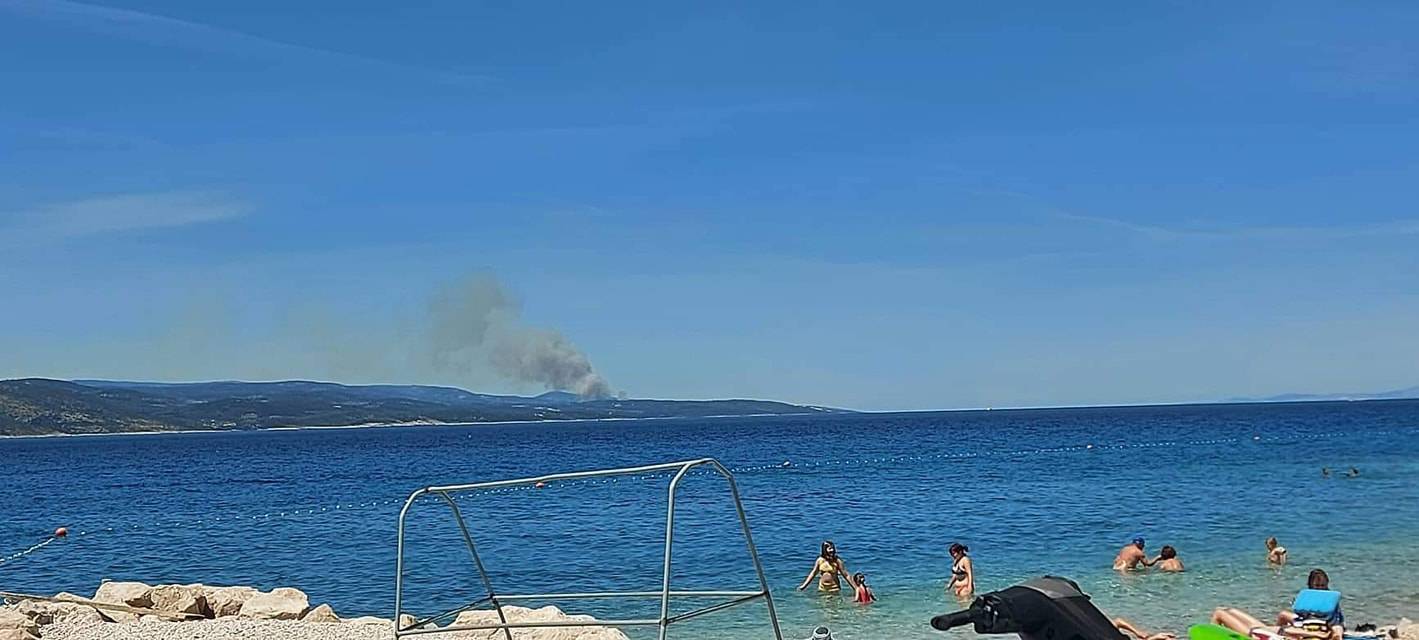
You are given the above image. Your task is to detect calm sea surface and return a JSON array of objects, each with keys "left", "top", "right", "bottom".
[{"left": 2, "top": 401, "right": 1417, "bottom": 639}]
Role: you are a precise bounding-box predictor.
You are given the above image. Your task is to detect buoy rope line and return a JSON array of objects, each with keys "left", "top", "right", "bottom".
[
  {"left": 3, "top": 426, "right": 1414, "bottom": 568},
  {"left": 0, "top": 535, "right": 60, "bottom": 568}
]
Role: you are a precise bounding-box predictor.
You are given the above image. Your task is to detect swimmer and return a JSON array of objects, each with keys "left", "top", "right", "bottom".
[
  {"left": 1267, "top": 537, "right": 1288, "bottom": 565},
  {"left": 947, "top": 542, "right": 975, "bottom": 599},
  {"left": 797, "top": 540, "right": 853, "bottom": 593},
  {"left": 1152, "top": 545, "right": 1184, "bottom": 572},
  {"left": 1321, "top": 467, "right": 1331, "bottom": 478},
  {"left": 1345, "top": 467, "right": 1359, "bottom": 478},
  {"left": 1113, "top": 536, "right": 1155, "bottom": 571},
  {"left": 851, "top": 572, "right": 876, "bottom": 604}
]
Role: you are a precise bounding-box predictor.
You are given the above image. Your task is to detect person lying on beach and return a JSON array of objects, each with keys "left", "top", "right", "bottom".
[
  {"left": 1266, "top": 537, "right": 1288, "bottom": 565},
  {"left": 1277, "top": 570, "right": 1343, "bottom": 630},
  {"left": 852, "top": 572, "right": 876, "bottom": 604},
  {"left": 1114, "top": 536, "right": 1155, "bottom": 571},
  {"left": 1113, "top": 617, "right": 1176, "bottom": 640},
  {"left": 1213, "top": 570, "right": 1344, "bottom": 640},
  {"left": 1152, "top": 545, "right": 1184, "bottom": 572},
  {"left": 1210, "top": 607, "right": 1339, "bottom": 640},
  {"left": 947, "top": 542, "right": 975, "bottom": 599},
  {"left": 798, "top": 540, "right": 854, "bottom": 593}
]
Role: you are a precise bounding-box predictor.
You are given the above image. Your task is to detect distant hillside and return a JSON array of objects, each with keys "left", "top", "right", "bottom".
[
  {"left": 0, "top": 379, "right": 845, "bottom": 436},
  {"left": 1227, "top": 386, "right": 1419, "bottom": 404}
]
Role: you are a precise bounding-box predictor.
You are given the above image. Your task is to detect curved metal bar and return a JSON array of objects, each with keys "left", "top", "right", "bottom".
[
  {"left": 702, "top": 459, "right": 785, "bottom": 640},
  {"left": 393, "top": 487, "right": 428, "bottom": 632}
]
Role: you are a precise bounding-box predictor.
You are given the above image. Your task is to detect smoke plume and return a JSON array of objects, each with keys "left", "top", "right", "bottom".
[{"left": 425, "top": 274, "right": 614, "bottom": 398}]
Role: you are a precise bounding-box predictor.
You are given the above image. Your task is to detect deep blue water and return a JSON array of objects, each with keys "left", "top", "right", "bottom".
[{"left": 2, "top": 401, "right": 1417, "bottom": 639}]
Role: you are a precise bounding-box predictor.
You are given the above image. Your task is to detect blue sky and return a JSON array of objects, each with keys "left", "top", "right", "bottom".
[{"left": 2, "top": 0, "right": 1417, "bottom": 410}]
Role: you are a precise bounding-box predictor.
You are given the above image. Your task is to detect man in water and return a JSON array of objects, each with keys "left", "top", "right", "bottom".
[{"left": 1113, "top": 536, "right": 1156, "bottom": 571}]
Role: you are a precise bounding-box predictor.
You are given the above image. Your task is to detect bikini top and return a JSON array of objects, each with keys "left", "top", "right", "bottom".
[{"left": 818, "top": 557, "right": 840, "bottom": 575}]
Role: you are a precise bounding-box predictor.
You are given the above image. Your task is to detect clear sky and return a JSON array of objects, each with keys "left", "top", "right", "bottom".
[{"left": 2, "top": 0, "right": 1417, "bottom": 410}]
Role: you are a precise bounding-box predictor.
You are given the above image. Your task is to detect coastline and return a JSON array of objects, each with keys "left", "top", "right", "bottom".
[{"left": 0, "top": 412, "right": 831, "bottom": 440}]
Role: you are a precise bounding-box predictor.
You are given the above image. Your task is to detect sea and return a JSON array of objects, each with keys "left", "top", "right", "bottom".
[{"left": 2, "top": 401, "right": 1417, "bottom": 639}]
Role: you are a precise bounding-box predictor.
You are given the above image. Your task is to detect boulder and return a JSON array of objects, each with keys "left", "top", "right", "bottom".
[
  {"left": 0, "top": 608, "right": 38, "bottom": 639},
  {"left": 203, "top": 586, "right": 258, "bottom": 618},
  {"left": 237, "top": 587, "right": 309, "bottom": 620},
  {"left": 93, "top": 581, "right": 153, "bottom": 609},
  {"left": 301, "top": 603, "right": 340, "bottom": 623},
  {"left": 1396, "top": 619, "right": 1419, "bottom": 640},
  {"left": 451, "top": 605, "right": 629, "bottom": 640},
  {"left": 13, "top": 598, "right": 106, "bottom": 626},
  {"left": 147, "top": 584, "right": 208, "bottom": 617}
]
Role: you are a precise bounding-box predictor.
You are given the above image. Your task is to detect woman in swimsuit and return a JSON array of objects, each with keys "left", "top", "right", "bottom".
[
  {"left": 1154, "top": 545, "right": 1184, "bottom": 572},
  {"left": 947, "top": 542, "right": 975, "bottom": 599},
  {"left": 1266, "top": 537, "right": 1288, "bottom": 565},
  {"left": 798, "top": 540, "right": 853, "bottom": 593}
]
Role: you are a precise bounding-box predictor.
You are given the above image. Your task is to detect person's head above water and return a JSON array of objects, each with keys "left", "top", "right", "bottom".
[
  {"left": 810, "top": 625, "right": 834, "bottom": 640},
  {"left": 1266, "top": 536, "right": 1280, "bottom": 551},
  {"left": 1308, "top": 569, "right": 1330, "bottom": 590},
  {"left": 949, "top": 543, "right": 969, "bottom": 558},
  {"left": 853, "top": 572, "right": 866, "bottom": 586},
  {"left": 1160, "top": 545, "right": 1177, "bottom": 560},
  {"left": 820, "top": 540, "right": 837, "bottom": 560},
  {"left": 1131, "top": 535, "right": 1146, "bottom": 549}
]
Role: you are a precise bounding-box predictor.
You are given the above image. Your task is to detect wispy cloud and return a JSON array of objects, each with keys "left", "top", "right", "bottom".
[
  {"left": 975, "top": 187, "right": 1419, "bottom": 242},
  {"left": 1052, "top": 211, "right": 1419, "bottom": 241},
  {"left": 2, "top": 191, "right": 250, "bottom": 241},
  {"left": 0, "top": 0, "right": 489, "bottom": 86}
]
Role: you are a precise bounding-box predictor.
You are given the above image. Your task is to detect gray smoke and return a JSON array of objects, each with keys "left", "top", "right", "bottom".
[{"left": 425, "top": 274, "right": 614, "bottom": 398}]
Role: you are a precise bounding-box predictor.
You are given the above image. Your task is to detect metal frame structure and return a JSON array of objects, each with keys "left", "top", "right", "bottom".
[{"left": 393, "top": 458, "right": 783, "bottom": 640}]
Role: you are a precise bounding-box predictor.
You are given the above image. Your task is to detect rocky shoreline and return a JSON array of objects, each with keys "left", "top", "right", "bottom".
[{"left": 0, "top": 581, "right": 628, "bottom": 640}]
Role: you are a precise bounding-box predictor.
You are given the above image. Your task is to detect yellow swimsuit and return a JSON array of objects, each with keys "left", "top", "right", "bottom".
[{"left": 817, "top": 557, "right": 842, "bottom": 591}]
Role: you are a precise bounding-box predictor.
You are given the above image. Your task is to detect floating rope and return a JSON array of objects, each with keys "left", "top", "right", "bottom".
[{"left": 0, "top": 535, "right": 59, "bottom": 568}]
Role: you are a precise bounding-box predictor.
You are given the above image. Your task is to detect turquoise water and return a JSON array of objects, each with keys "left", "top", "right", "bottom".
[{"left": 2, "top": 401, "right": 1417, "bottom": 639}]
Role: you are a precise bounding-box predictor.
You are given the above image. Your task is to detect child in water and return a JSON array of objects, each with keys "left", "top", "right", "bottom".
[{"left": 852, "top": 572, "right": 876, "bottom": 604}]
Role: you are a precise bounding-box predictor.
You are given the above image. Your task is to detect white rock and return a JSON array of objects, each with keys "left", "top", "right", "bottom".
[
  {"left": 147, "top": 585, "right": 208, "bottom": 617},
  {"left": 93, "top": 581, "right": 153, "bottom": 609},
  {"left": 451, "top": 605, "right": 630, "bottom": 640},
  {"left": 12, "top": 598, "right": 105, "bottom": 627},
  {"left": 300, "top": 604, "right": 340, "bottom": 623},
  {"left": 1396, "top": 619, "right": 1419, "bottom": 640},
  {"left": 238, "top": 587, "right": 309, "bottom": 620},
  {"left": 0, "top": 610, "right": 38, "bottom": 638},
  {"left": 203, "top": 586, "right": 258, "bottom": 618},
  {"left": 0, "top": 629, "right": 39, "bottom": 640}
]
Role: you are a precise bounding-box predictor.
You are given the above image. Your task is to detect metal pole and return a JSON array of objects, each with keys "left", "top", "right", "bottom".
[
  {"left": 437, "top": 492, "right": 514, "bottom": 640},
  {"left": 394, "top": 488, "right": 426, "bottom": 638},
  {"left": 658, "top": 461, "right": 695, "bottom": 640},
  {"left": 708, "top": 460, "right": 784, "bottom": 640}
]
